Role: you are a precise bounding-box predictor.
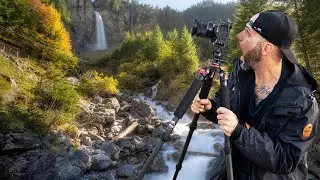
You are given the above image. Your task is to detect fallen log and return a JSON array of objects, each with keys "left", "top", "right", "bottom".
[
  {"left": 114, "top": 121, "right": 139, "bottom": 140},
  {"left": 186, "top": 151, "right": 220, "bottom": 157}
]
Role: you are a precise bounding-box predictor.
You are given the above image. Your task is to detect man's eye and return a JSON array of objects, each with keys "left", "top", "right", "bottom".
[{"left": 245, "top": 30, "right": 250, "bottom": 36}]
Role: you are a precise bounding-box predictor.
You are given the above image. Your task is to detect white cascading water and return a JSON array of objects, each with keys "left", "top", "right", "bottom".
[
  {"left": 94, "top": 11, "right": 107, "bottom": 50},
  {"left": 136, "top": 84, "right": 224, "bottom": 180}
]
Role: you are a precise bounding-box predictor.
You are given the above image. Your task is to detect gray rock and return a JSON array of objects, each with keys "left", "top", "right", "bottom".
[
  {"left": 7, "top": 150, "right": 56, "bottom": 180},
  {"left": 120, "top": 104, "right": 131, "bottom": 112},
  {"left": 70, "top": 149, "right": 90, "bottom": 165},
  {"left": 155, "top": 119, "right": 163, "bottom": 127},
  {"left": 80, "top": 136, "right": 92, "bottom": 146},
  {"left": 111, "top": 125, "right": 121, "bottom": 134},
  {"left": 92, "top": 96, "right": 104, "bottom": 104},
  {"left": 128, "top": 156, "right": 139, "bottom": 164},
  {"left": 146, "top": 124, "right": 155, "bottom": 133},
  {"left": 106, "top": 132, "right": 113, "bottom": 140},
  {"left": 132, "top": 137, "right": 145, "bottom": 150},
  {"left": 144, "top": 137, "right": 159, "bottom": 149},
  {"left": 103, "top": 110, "right": 116, "bottom": 125},
  {"left": 88, "top": 127, "right": 99, "bottom": 135},
  {"left": 137, "top": 152, "right": 148, "bottom": 163},
  {"left": 116, "top": 164, "right": 136, "bottom": 177},
  {"left": 173, "top": 140, "right": 184, "bottom": 150},
  {"left": 55, "top": 157, "right": 83, "bottom": 180},
  {"left": 81, "top": 146, "right": 95, "bottom": 155},
  {"left": 118, "top": 139, "right": 132, "bottom": 149},
  {"left": 80, "top": 171, "right": 117, "bottom": 180},
  {"left": 103, "top": 98, "right": 121, "bottom": 113},
  {"left": 131, "top": 99, "right": 155, "bottom": 118},
  {"left": 92, "top": 149, "right": 107, "bottom": 155},
  {"left": 152, "top": 126, "right": 165, "bottom": 138},
  {"left": 148, "top": 155, "right": 168, "bottom": 173},
  {"left": 0, "top": 156, "right": 13, "bottom": 178},
  {"left": 137, "top": 118, "right": 149, "bottom": 125},
  {"left": 91, "top": 154, "right": 113, "bottom": 171},
  {"left": 2, "top": 131, "right": 42, "bottom": 151},
  {"left": 101, "top": 141, "right": 120, "bottom": 160},
  {"left": 137, "top": 125, "right": 146, "bottom": 135},
  {"left": 0, "top": 133, "right": 4, "bottom": 139}
]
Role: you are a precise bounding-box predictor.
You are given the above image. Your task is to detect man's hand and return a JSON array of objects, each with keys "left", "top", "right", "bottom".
[
  {"left": 191, "top": 94, "right": 212, "bottom": 113},
  {"left": 217, "top": 107, "right": 239, "bottom": 136}
]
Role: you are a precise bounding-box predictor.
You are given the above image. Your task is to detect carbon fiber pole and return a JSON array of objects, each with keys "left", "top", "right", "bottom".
[
  {"left": 220, "top": 72, "right": 234, "bottom": 180},
  {"left": 173, "top": 71, "right": 214, "bottom": 180}
]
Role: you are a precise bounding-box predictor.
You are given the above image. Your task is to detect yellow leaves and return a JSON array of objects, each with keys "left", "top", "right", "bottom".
[
  {"left": 80, "top": 70, "right": 120, "bottom": 97},
  {"left": 26, "top": 0, "right": 72, "bottom": 51}
]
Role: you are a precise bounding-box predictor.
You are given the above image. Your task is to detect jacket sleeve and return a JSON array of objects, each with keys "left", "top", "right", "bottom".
[
  {"left": 231, "top": 96, "right": 319, "bottom": 174},
  {"left": 201, "top": 57, "right": 241, "bottom": 123}
]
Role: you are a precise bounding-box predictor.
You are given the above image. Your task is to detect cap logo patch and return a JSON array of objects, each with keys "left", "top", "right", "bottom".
[
  {"left": 302, "top": 123, "right": 313, "bottom": 139},
  {"left": 246, "top": 13, "right": 262, "bottom": 33}
]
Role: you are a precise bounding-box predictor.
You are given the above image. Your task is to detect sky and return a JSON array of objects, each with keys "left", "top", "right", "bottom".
[{"left": 138, "top": 0, "right": 236, "bottom": 11}]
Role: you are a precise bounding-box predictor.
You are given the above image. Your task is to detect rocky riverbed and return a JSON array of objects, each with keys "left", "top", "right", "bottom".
[
  {"left": 0, "top": 93, "right": 319, "bottom": 180},
  {"left": 0, "top": 94, "right": 201, "bottom": 179}
]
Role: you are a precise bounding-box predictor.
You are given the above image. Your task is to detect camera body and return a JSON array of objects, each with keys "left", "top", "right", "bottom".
[
  {"left": 192, "top": 19, "right": 232, "bottom": 47},
  {"left": 191, "top": 19, "right": 232, "bottom": 63}
]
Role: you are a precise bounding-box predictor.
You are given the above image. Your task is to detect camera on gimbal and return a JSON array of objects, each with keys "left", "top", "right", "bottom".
[{"left": 191, "top": 19, "right": 232, "bottom": 63}]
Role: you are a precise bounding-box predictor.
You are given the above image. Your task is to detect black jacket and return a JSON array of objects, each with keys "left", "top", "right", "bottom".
[{"left": 202, "top": 57, "right": 319, "bottom": 180}]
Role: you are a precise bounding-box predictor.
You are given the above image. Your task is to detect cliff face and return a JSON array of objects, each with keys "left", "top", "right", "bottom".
[
  {"left": 66, "top": 0, "right": 158, "bottom": 52},
  {"left": 66, "top": 0, "right": 96, "bottom": 52}
]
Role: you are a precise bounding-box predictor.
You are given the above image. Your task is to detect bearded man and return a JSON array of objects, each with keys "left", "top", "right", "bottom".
[{"left": 191, "top": 10, "right": 319, "bottom": 180}]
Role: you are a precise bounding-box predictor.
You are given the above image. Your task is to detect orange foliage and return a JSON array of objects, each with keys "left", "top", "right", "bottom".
[{"left": 25, "top": 0, "right": 71, "bottom": 52}]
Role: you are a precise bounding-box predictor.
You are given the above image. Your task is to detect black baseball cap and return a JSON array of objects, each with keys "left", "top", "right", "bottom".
[{"left": 247, "top": 10, "right": 299, "bottom": 64}]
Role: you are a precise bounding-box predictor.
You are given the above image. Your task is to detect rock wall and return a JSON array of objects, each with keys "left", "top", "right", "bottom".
[{"left": 66, "top": 0, "right": 96, "bottom": 52}]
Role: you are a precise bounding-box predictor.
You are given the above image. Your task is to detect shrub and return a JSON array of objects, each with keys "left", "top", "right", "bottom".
[
  {"left": 35, "top": 78, "right": 79, "bottom": 111},
  {"left": 79, "top": 70, "right": 119, "bottom": 97}
]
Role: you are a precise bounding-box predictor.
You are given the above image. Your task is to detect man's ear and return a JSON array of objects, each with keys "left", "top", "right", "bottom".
[{"left": 261, "top": 42, "right": 274, "bottom": 56}]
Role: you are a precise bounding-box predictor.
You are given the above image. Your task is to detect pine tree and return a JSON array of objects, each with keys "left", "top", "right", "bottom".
[
  {"left": 143, "top": 24, "right": 165, "bottom": 62},
  {"left": 178, "top": 26, "right": 199, "bottom": 74},
  {"left": 292, "top": 0, "right": 320, "bottom": 75}
]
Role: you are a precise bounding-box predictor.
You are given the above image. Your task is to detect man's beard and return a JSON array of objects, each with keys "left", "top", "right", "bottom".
[{"left": 242, "top": 43, "right": 262, "bottom": 69}]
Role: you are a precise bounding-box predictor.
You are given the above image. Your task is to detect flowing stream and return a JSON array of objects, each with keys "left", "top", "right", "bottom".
[{"left": 136, "top": 85, "right": 224, "bottom": 180}]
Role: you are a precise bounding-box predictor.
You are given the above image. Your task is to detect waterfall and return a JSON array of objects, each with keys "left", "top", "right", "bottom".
[{"left": 94, "top": 11, "right": 107, "bottom": 50}]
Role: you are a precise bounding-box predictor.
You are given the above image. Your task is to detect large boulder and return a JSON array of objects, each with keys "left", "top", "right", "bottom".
[
  {"left": 54, "top": 157, "right": 84, "bottom": 180},
  {"left": 116, "top": 164, "right": 136, "bottom": 177},
  {"left": 70, "top": 149, "right": 91, "bottom": 167},
  {"left": 130, "top": 99, "right": 155, "bottom": 118},
  {"left": 90, "top": 154, "right": 114, "bottom": 171},
  {"left": 100, "top": 141, "right": 120, "bottom": 160},
  {"left": 0, "top": 131, "right": 42, "bottom": 152},
  {"left": 0, "top": 156, "right": 13, "bottom": 179},
  {"left": 148, "top": 155, "right": 168, "bottom": 173},
  {"left": 6, "top": 150, "right": 56, "bottom": 180}
]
